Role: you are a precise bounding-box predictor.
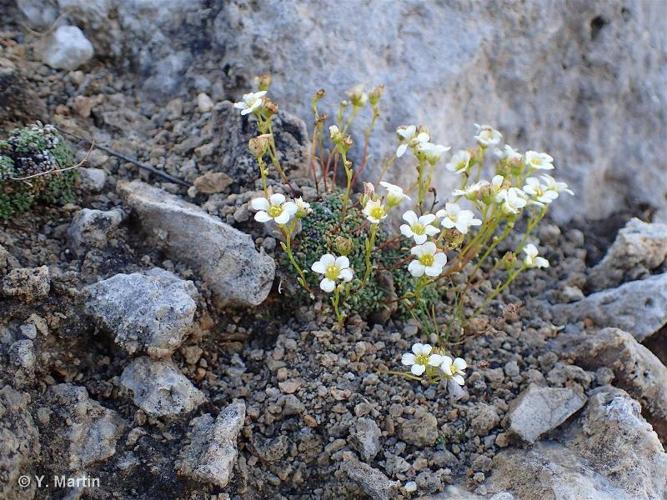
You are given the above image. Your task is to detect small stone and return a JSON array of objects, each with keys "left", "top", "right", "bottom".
[
  {"left": 1, "top": 266, "right": 50, "bottom": 302},
  {"left": 193, "top": 172, "right": 233, "bottom": 194},
  {"left": 404, "top": 481, "right": 417, "bottom": 493},
  {"left": 9, "top": 340, "right": 35, "bottom": 372},
  {"left": 278, "top": 379, "right": 302, "bottom": 394},
  {"left": 177, "top": 400, "right": 245, "bottom": 488},
  {"left": 121, "top": 357, "right": 205, "bottom": 418},
  {"left": 79, "top": 168, "right": 107, "bottom": 191},
  {"left": 495, "top": 432, "right": 511, "bottom": 448},
  {"left": 197, "top": 92, "right": 214, "bottom": 113},
  {"left": 341, "top": 457, "right": 399, "bottom": 499},
  {"left": 508, "top": 384, "right": 586, "bottom": 443},
  {"left": 398, "top": 409, "right": 438, "bottom": 446},
  {"left": 561, "top": 285, "right": 584, "bottom": 303},
  {"left": 68, "top": 208, "right": 124, "bottom": 254},
  {"left": 42, "top": 25, "right": 94, "bottom": 70},
  {"left": 470, "top": 404, "right": 500, "bottom": 436},
  {"left": 350, "top": 417, "right": 382, "bottom": 461},
  {"left": 503, "top": 360, "right": 520, "bottom": 378},
  {"left": 19, "top": 324, "right": 37, "bottom": 339}
]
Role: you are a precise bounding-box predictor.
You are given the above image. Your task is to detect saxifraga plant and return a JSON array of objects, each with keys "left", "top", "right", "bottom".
[{"left": 234, "top": 76, "right": 574, "bottom": 386}]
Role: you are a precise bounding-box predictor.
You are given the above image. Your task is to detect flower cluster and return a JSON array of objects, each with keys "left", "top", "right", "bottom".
[{"left": 401, "top": 343, "right": 467, "bottom": 385}]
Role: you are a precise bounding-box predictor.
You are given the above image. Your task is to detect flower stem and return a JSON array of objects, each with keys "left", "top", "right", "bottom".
[
  {"left": 280, "top": 224, "right": 311, "bottom": 294},
  {"left": 331, "top": 285, "right": 345, "bottom": 326},
  {"left": 362, "top": 224, "right": 378, "bottom": 284},
  {"left": 472, "top": 264, "right": 527, "bottom": 317}
]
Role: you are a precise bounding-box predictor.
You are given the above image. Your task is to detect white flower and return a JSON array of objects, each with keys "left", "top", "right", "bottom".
[
  {"left": 250, "top": 193, "right": 297, "bottom": 225},
  {"left": 396, "top": 125, "right": 429, "bottom": 157},
  {"left": 436, "top": 203, "right": 482, "bottom": 235},
  {"left": 541, "top": 174, "right": 574, "bottom": 196},
  {"left": 523, "top": 243, "right": 549, "bottom": 269},
  {"left": 494, "top": 144, "right": 522, "bottom": 162},
  {"left": 440, "top": 356, "right": 467, "bottom": 385},
  {"left": 401, "top": 343, "right": 440, "bottom": 376},
  {"left": 453, "top": 180, "right": 489, "bottom": 199},
  {"left": 380, "top": 181, "right": 410, "bottom": 207},
  {"left": 524, "top": 151, "right": 554, "bottom": 170},
  {"left": 416, "top": 141, "right": 451, "bottom": 165},
  {"left": 295, "top": 197, "right": 312, "bottom": 216},
  {"left": 311, "top": 254, "right": 354, "bottom": 292},
  {"left": 408, "top": 242, "right": 447, "bottom": 277},
  {"left": 233, "top": 91, "right": 267, "bottom": 115},
  {"left": 446, "top": 150, "right": 472, "bottom": 174},
  {"left": 523, "top": 177, "right": 558, "bottom": 205},
  {"left": 400, "top": 210, "right": 439, "bottom": 244},
  {"left": 491, "top": 174, "right": 505, "bottom": 193},
  {"left": 363, "top": 199, "right": 387, "bottom": 224},
  {"left": 474, "top": 124, "right": 502, "bottom": 147},
  {"left": 496, "top": 187, "right": 527, "bottom": 214}
]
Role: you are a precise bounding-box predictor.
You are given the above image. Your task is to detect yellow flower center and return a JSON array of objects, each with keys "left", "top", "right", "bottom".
[
  {"left": 415, "top": 353, "right": 430, "bottom": 365},
  {"left": 370, "top": 206, "right": 385, "bottom": 220},
  {"left": 268, "top": 205, "right": 283, "bottom": 217},
  {"left": 412, "top": 223, "right": 425, "bottom": 235},
  {"left": 325, "top": 264, "right": 340, "bottom": 281},
  {"left": 419, "top": 254, "right": 434, "bottom": 267}
]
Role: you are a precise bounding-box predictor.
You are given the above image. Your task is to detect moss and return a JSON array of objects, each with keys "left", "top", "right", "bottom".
[
  {"left": 289, "top": 191, "right": 440, "bottom": 321},
  {"left": 0, "top": 123, "right": 77, "bottom": 220}
]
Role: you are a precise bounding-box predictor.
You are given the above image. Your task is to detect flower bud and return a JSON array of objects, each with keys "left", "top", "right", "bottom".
[
  {"left": 334, "top": 236, "right": 354, "bottom": 256},
  {"left": 347, "top": 84, "right": 368, "bottom": 108},
  {"left": 255, "top": 74, "right": 272, "bottom": 91},
  {"left": 248, "top": 134, "right": 272, "bottom": 157},
  {"left": 502, "top": 251, "right": 517, "bottom": 269},
  {"left": 369, "top": 85, "right": 384, "bottom": 106},
  {"left": 441, "top": 229, "right": 464, "bottom": 250},
  {"left": 363, "top": 182, "right": 375, "bottom": 198},
  {"left": 263, "top": 98, "right": 279, "bottom": 115}
]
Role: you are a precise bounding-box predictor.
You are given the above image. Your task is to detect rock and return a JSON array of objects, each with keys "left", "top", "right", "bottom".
[
  {"left": 350, "top": 417, "right": 382, "bottom": 461},
  {"left": 42, "top": 25, "right": 94, "bottom": 70},
  {"left": 177, "top": 401, "right": 246, "bottom": 488},
  {"left": 1, "top": 266, "right": 50, "bottom": 302},
  {"left": 17, "top": 0, "right": 58, "bottom": 28},
  {"left": 560, "top": 328, "right": 667, "bottom": 440},
  {"left": 487, "top": 386, "right": 667, "bottom": 499},
  {"left": 398, "top": 408, "right": 438, "bottom": 446},
  {"left": 118, "top": 180, "right": 275, "bottom": 307},
  {"left": 67, "top": 208, "right": 124, "bottom": 254},
  {"left": 85, "top": 268, "right": 197, "bottom": 358},
  {"left": 588, "top": 218, "right": 667, "bottom": 291},
  {"left": 214, "top": 0, "right": 667, "bottom": 222},
  {"left": 42, "top": 384, "right": 125, "bottom": 471},
  {"left": 553, "top": 273, "right": 667, "bottom": 341},
  {"left": 193, "top": 171, "right": 233, "bottom": 194},
  {"left": 213, "top": 101, "right": 308, "bottom": 185},
  {"left": 0, "top": 57, "right": 47, "bottom": 125},
  {"left": 120, "top": 357, "right": 205, "bottom": 417},
  {"left": 341, "top": 457, "right": 400, "bottom": 500},
  {"left": 197, "top": 92, "right": 214, "bottom": 113},
  {"left": 507, "top": 384, "right": 586, "bottom": 443},
  {"left": 469, "top": 403, "right": 500, "bottom": 436},
  {"left": 79, "top": 167, "right": 107, "bottom": 191},
  {"left": 9, "top": 339, "right": 35, "bottom": 373},
  {"left": 0, "top": 386, "right": 41, "bottom": 500}
]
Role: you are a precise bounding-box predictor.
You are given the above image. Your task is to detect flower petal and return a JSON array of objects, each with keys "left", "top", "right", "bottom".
[
  {"left": 283, "top": 201, "right": 298, "bottom": 215},
  {"left": 320, "top": 278, "right": 336, "bottom": 293},
  {"left": 408, "top": 261, "right": 424, "bottom": 277},
  {"left": 320, "top": 254, "right": 336, "bottom": 266},
  {"left": 411, "top": 364, "right": 426, "bottom": 376},
  {"left": 453, "top": 358, "right": 467, "bottom": 371},
  {"left": 254, "top": 211, "right": 272, "bottom": 223},
  {"left": 269, "top": 193, "right": 286, "bottom": 205},
  {"left": 428, "top": 354, "right": 444, "bottom": 366},
  {"left": 401, "top": 353, "right": 416, "bottom": 366},
  {"left": 250, "top": 197, "right": 270, "bottom": 211},
  {"left": 453, "top": 374, "right": 465, "bottom": 386},
  {"left": 402, "top": 210, "right": 418, "bottom": 225},
  {"left": 339, "top": 268, "right": 354, "bottom": 282},
  {"left": 335, "top": 256, "right": 350, "bottom": 269},
  {"left": 311, "top": 261, "right": 326, "bottom": 274},
  {"left": 400, "top": 224, "right": 413, "bottom": 238},
  {"left": 274, "top": 211, "right": 290, "bottom": 225}
]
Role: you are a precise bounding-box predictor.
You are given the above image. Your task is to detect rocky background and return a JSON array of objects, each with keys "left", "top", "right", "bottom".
[{"left": 1, "top": 1, "right": 666, "bottom": 499}]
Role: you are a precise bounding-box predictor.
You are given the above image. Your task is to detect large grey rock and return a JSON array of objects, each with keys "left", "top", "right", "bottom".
[
  {"left": 85, "top": 268, "right": 198, "bottom": 358},
  {"left": 214, "top": 0, "right": 667, "bottom": 222},
  {"left": 120, "top": 357, "right": 205, "bottom": 417},
  {"left": 560, "top": 328, "right": 667, "bottom": 441},
  {"left": 341, "top": 457, "right": 399, "bottom": 500},
  {"left": 507, "top": 384, "right": 586, "bottom": 443},
  {"left": 41, "top": 25, "right": 94, "bottom": 70},
  {"left": 588, "top": 218, "right": 667, "bottom": 291},
  {"left": 43, "top": 384, "right": 125, "bottom": 471},
  {"left": 487, "top": 387, "right": 667, "bottom": 499},
  {"left": 17, "top": 0, "right": 58, "bottom": 29},
  {"left": 177, "top": 400, "right": 246, "bottom": 488},
  {"left": 67, "top": 208, "right": 124, "bottom": 254},
  {"left": 118, "top": 180, "right": 275, "bottom": 308},
  {"left": 553, "top": 273, "right": 667, "bottom": 341},
  {"left": 0, "top": 386, "right": 40, "bottom": 500}
]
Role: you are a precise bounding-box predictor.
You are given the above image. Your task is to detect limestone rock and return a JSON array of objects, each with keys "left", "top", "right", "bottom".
[
  {"left": 350, "top": 417, "right": 382, "bottom": 462},
  {"left": 0, "top": 386, "right": 41, "bottom": 500},
  {"left": 67, "top": 208, "right": 124, "bottom": 254},
  {"left": 42, "top": 25, "right": 94, "bottom": 70},
  {"left": 508, "top": 384, "right": 586, "bottom": 443},
  {"left": 78, "top": 167, "right": 107, "bottom": 191},
  {"left": 588, "top": 218, "right": 667, "bottom": 291},
  {"left": 1, "top": 266, "right": 50, "bottom": 302},
  {"left": 42, "top": 384, "right": 125, "bottom": 471},
  {"left": 561, "top": 328, "right": 667, "bottom": 440},
  {"left": 118, "top": 180, "right": 275, "bottom": 307},
  {"left": 85, "top": 268, "right": 197, "bottom": 358},
  {"left": 398, "top": 408, "right": 438, "bottom": 447},
  {"left": 553, "top": 273, "right": 667, "bottom": 341},
  {"left": 120, "top": 357, "right": 205, "bottom": 417},
  {"left": 17, "top": 0, "right": 58, "bottom": 29},
  {"left": 214, "top": 0, "right": 667, "bottom": 222},
  {"left": 341, "top": 457, "right": 400, "bottom": 500},
  {"left": 177, "top": 401, "right": 246, "bottom": 488}
]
